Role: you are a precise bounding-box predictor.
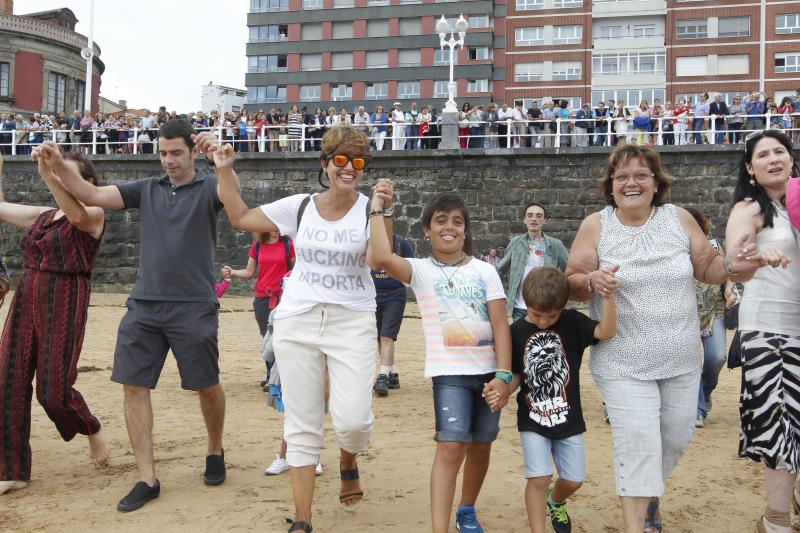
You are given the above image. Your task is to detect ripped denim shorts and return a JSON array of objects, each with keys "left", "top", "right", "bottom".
[{"left": 431, "top": 373, "right": 501, "bottom": 443}]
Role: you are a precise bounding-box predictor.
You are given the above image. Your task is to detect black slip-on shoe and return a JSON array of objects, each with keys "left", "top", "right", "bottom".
[
  {"left": 204, "top": 451, "right": 226, "bottom": 486},
  {"left": 117, "top": 480, "right": 160, "bottom": 512}
]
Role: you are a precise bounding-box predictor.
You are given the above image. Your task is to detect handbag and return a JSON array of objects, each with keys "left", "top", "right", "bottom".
[{"left": 726, "top": 330, "right": 742, "bottom": 369}]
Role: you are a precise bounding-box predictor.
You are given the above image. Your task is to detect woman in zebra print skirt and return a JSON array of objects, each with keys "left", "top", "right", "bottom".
[{"left": 725, "top": 129, "right": 800, "bottom": 533}]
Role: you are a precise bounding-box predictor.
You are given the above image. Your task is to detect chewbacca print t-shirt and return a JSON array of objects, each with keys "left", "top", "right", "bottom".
[{"left": 511, "top": 309, "right": 599, "bottom": 439}]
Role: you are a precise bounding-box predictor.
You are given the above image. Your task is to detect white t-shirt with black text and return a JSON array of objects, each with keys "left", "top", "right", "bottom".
[
  {"left": 261, "top": 193, "right": 376, "bottom": 319},
  {"left": 406, "top": 257, "right": 506, "bottom": 378}
]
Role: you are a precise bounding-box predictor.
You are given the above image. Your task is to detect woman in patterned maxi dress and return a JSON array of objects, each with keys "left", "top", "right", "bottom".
[{"left": 0, "top": 148, "right": 108, "bottom": 496}]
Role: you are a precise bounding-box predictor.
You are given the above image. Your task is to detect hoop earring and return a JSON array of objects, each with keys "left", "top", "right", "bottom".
[{"left": 317, "top": 168, "right": 330, "bottom": 189}]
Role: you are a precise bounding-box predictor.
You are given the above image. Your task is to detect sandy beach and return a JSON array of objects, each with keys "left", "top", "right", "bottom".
[{"left": 0, "top": 292, "right": 766, "bottom": 532}]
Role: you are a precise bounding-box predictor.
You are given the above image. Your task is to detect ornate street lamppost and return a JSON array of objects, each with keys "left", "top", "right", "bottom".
[{"left": 435, "top": 14, "right": 468, "bottom": 149}]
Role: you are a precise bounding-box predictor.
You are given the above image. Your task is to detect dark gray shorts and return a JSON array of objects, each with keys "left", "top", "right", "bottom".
[
  {"left": 376, "top": 299, "right": 406, "bottom": 341},
  {"left": 111, "top": 299, "right": 220, "bottom": 390}
]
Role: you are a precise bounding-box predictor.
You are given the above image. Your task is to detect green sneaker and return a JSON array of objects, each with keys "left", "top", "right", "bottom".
[{"left": 547, "top": 487, "right": 572, "bottom": 533}]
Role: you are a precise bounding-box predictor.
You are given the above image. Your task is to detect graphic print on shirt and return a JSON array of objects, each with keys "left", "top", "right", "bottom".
[
  {"left": 523, "top": 330, "right": 571, "bottom": 428},
  {"left": 435, "top": 271, "right": 493, "bottom": 347}
]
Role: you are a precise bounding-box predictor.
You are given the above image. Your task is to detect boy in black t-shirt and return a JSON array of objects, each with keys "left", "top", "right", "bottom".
[{"left": 510, "top": 267, "right": 616, "bottom": 533}]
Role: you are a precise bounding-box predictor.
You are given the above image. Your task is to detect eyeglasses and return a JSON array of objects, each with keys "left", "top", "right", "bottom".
[
  {"left": 327, "top": 154, "right": 367, "bottom": 170},
  {"left": 612, "top": 170, "right": 654, "bottom": 184}
]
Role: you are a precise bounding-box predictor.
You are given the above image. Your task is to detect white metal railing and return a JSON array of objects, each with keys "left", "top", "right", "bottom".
[{"left": 1, "top": 112, "right": 796, "bottom": 156}]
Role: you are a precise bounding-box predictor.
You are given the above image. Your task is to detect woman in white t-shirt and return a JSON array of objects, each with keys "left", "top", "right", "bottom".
[
  {"left": 197, "top": 126, "right": 394, "bottom": 533},
  {"left": 366, "top": 192, "right": 512, "bottom": 533}
]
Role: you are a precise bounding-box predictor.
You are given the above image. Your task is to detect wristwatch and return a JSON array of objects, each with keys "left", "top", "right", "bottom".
[
  {"left": 383, "top": 207, "right": 394, "bottom": 217},
  {"left": 494, "top": 371, "right": 513, "bottom": 384}
]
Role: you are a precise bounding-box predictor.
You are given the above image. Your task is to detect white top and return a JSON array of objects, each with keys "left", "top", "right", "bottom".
[
  {"left": 497, "top": 107, "right": 514, "bottom": 121},
  {"left": 739, "top": 203, "right": 800, "bottom": 336},
  {"left": 261, "top": 193, "right": 376, "bottom": 319},
  {"left": 589, "top": 204, "right": 700, "bottom": 380},
  {"left": 406, "top": 257, "right": 505, "bottom": 378},
  {"left": 514, "top": 237, "right": 545, "bottom": 310}
]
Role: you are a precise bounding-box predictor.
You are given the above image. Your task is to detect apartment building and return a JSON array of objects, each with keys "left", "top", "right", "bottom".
[{"left": 245, "top": 0, "right": 800, "bottom": 110}]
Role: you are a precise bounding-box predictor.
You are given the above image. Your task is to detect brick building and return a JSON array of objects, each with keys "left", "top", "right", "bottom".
[
  {"left": 245, "top": 0, "right": 800, "bottom": 110},
  {"left": 0, "top": 0, "right": 104, "bottom": 116}
]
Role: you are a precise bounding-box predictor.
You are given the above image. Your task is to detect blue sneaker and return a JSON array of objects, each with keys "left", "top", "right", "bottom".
[{"left": 455, "top": 505, "right": 484, "bottom": 532}]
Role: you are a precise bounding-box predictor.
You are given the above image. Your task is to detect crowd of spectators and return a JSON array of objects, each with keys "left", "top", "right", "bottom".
[{"left": 2, "top": 87, "right": 798, "bottom": 156}]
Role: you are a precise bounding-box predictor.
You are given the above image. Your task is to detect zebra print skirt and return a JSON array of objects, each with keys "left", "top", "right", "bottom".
[{"left": 739, "top": 330, "right": 800, "bottom": 471}]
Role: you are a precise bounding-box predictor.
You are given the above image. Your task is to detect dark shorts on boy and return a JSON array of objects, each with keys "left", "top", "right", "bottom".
[
  {"left": 111, "top": 298, "right": 220, "bottom": 390},
  {"left": 376, "top": 298, "right": 406, "bottom": 340},
  {"left": 432, "top": 373, "right": 500, "bottom": 443}
]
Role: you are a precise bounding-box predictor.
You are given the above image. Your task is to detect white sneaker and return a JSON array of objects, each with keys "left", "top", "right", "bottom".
[
  {"left": 265, "top": 455, "right": 290, "bottom": 475},
  {"left": 315, "top": 463, "right": 323, "bottom": 476},
  {"left": 695, "top": 415, "right": 705, "bottom": 428}
]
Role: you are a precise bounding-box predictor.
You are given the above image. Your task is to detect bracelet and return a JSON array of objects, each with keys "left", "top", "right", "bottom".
[
  {"left": 368, "top": 209, "right": 385, "bottom": 217},
  {"left": 495, "top": 368, "right": 511, "bottom": 374},
  {"left": 586, "top": 271, "right": 595, "bottom": 293},
  {"left": 722, "top": 257, "right": 740, "bottom": 277}
]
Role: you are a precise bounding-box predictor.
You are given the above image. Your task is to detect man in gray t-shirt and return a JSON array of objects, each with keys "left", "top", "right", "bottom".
[{"left": 39, "top": 120, "right": 227, "bottom": 513}]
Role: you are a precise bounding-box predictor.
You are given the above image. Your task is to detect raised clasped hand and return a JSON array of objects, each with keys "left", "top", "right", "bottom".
[
  {"left": 192, "top": 132, "right": 235, "bottom": 169},
  {"left": 592, "top": 264, "right": 620, "bottom": 298},
  {"left": 371, "top": 178, "right": 394, "bottom": 210}
]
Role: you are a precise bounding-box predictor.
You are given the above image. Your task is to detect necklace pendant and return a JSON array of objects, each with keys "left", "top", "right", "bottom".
[{"left": 448, "top": 281, "right": 454, "bottom": 288}]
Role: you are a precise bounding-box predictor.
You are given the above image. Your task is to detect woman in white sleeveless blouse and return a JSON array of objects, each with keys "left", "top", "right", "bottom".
[
  {"left": 726, "top": 129, "right": 799, "bottom": 533},
  {"left": 566, "top": 144, "right": 753, "bottom": 533}
]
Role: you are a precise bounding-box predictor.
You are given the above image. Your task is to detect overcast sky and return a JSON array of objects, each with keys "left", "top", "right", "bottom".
[{"left": 20, "top": 0, "right": 248, "bottom": 111}]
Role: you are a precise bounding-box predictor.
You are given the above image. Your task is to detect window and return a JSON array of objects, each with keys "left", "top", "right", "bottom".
[
  {"left": 398, "top": 18, "right": 421, "bottom": 36},
  {"left": 398, "top": 49, "right": 421, "bottom": 67},
  {"left": 301, "top": 54, "right": 322, "bottom": 71},
  {"left": 303, "top": 0, "right": 322, "bottom": 8},
  {"left": 515, "top": 27, "right": 544, "bottom": 46},
  {"left": 330, "top": 84, "right": 352, "bottom": 101},
  {"left": 676, "top": 56, "right": 708, "bottom": 76},
  {"left": 47, "top": 72, "right": 66, "bottom": 114},
  {"left": 300, "top": 85, "right": 321, "bottom": 102},
  {"left": 248, "top": 55, "right": 287, "bottom": 73},
  {"left": 332, "top": 21, "right": 353, "bottom": 39},
  {"left": 776, "top": 52, "right": 800, "bottom": 73},
  {"left": 333, "top": 0, "right": 354, "bottom": 7},
  {"left": 553, "top": 25, "right": 582, "bottom": 44},
  {"left": 718, "top": 54, "right": 749, "bottom": 75},
  {"left": 776, "top": 14, "right": 800, "bottom": 34},
  {"left": 247, "top": 85, "right": 286, "bottom": 103},
  {"left": 331, "top": 52, "right": 353, "bottom": 70},
  {"left": 249, "top": 25, "right": 288, "bottom": 42},
  {"left": 552, "top": 61, "right": 581, "bottom": 80},
  {"left": 0, "top": 63, "right": 8, "bottom": 97},
  {"left": 632, "top": 24, "right": 655, "bottom": 38},
  {"left": 592, "top": 52, "right": 666, "bottom": 75},
  {"left": 397, "top": 81, "right": 420, "bottom": 99},
  {"left": 74, "top": 80, "right": 85, "bottom": 113},
  {"left": 366, "top": 82, "right": 388, "bottom": 100},
  {"left": 718, "top": 17, "right": 749, "bottom": 37},
  {"left": 469, "top": 47, "right": 491, "bottom": 60},
  {"left": 250, "top": 0, "right": 289, "bottom": 12},
  {"left": 301, "top": 23, "right": 322, "bottom": 40},
  {"left": 434, "top": 49, "right": 457, "bottom": 65},
  {"left": 367, "top": 19, "right": 389, "bottom": 38},
  {"left": 596, "top": 25, "right": 621, "bottom": 40},
  {"left": 553, "top": 0, "right": 581, "bottom": 6},
  {"left": 365, "top": 50, "right": 388, "bottom": 69},
  {"left": 551, "top": 96, "right": 581, "bottom": 110},
  {"left": 433, "top": 80, "right": 449, "bottom": 98},
  {"left": 398, "top": 0, "right": 421, "bottom": 4},
  {"left": 590, "top": 89, "right": 664, "bottom": 108},
  {"left": 677, "top": 19, "right": 707, "bottom": 39},
  {"left": 468, "top": 15, "right": 490, "bottom": 29},
  {"left": 514, "top": 62, "right": 544, "bottom": 82},
  {"left": 368, "top": 0, "right": 389, "bottom": 5},
  {"left": 516, "top": 0, "right": 544, "bottom": 10},
  {"left": 467, "top": 79, "right": 489, "bottom": 93}
]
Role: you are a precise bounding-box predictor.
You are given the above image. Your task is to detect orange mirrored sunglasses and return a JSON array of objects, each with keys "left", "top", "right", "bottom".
[{"left": 327, "top": 154, "right": 367, "bottom": 170}]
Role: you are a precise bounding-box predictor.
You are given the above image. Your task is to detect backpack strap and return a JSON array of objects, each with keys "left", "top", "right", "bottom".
[
  {"left": 254, "top": 240, "right": 261, "bottom": 278},
  {"left": 296, "top": 194, "right": 312, "bottom": 230},
  {"left": 365, "top": 199, "right": 371, "bottom": 229},
  {"left": 283, "top": 239, "right": 291, "bottom": 271}
]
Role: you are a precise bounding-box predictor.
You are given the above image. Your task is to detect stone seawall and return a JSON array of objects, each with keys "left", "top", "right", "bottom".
[{"left": 0, "top": 145, "right": 749, "bottom": 293}]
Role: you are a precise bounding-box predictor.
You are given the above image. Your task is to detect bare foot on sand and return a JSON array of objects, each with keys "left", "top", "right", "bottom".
[
  {"left": 0, "top": 480, "right": 27, "bottom": 495},
  {"left": 89, "top": 426, "right": 110, "bottom": 467}
]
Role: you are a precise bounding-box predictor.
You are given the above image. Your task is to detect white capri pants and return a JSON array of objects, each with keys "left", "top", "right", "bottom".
[
  {"left": 593, "top": 370, "right": 699, "bottom": 497},
  {"left": 273, "top": 303, "right": 377, "bottom": 467}
]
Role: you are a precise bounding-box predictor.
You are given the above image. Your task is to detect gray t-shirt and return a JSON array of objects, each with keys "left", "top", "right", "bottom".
[{"left": 117, "top": 169, "right": 222, "bottom": 302}]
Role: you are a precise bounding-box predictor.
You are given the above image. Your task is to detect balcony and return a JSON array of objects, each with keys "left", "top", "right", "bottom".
[
  {"left": 592, "top": 34, "right": 665, "bottom": 51},
  {"left": 592, "top": 0, "right": 666, "bottom": 18}
]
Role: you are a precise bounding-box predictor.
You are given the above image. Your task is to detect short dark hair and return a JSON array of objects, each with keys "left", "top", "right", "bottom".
[
  {"left": 64, "top": 151, "right": 100, "bottom": 186},
  {"left": 600, "top": 144, "right": 671, "bottom": 207},
  {"left": 525, "top": 202, "right": 547, "bottom": 218},
  {"left": 421, "top": 193, "right": 474, "bottom": 256},
  {"left": 684, "top": 206, "right": 710, "bottom": 235},
  {"left": 522, "top": 267, "right": 569, "bottom": 311},
  {"left": 158, "top": 119, "right": 195, "bottom": 149}
]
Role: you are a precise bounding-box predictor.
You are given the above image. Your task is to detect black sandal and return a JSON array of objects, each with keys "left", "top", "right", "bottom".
[
  {"left": 339, "top": 466, "right": 364, "bottom": 512},
  {"left": 286, "top": 518, "right": 312, "bottom": 532}
]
